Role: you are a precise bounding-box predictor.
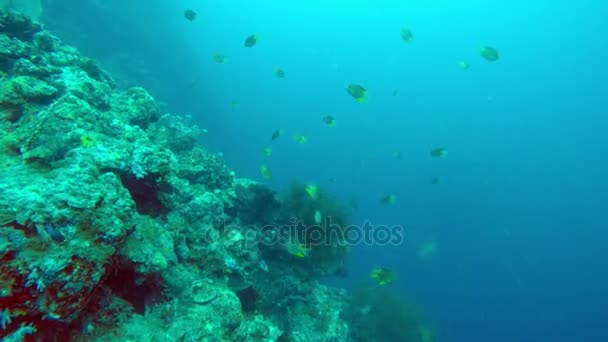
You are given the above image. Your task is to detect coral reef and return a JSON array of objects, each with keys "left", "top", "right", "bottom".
[{"left": 0, "top": 11, "right": 356, "bottom": 341}]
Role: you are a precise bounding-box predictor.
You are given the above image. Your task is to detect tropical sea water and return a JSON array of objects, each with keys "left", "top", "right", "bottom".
[{"left": 29, "top": 0, "right": 608, "bottom": 340}]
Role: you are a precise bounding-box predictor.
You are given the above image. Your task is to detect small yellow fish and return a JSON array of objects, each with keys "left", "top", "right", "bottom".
[
  {"left": 392, "top": 151, "right": 402, "bottom": 159},
  {"left": 231, "top": 100, "right": 239, "bottom": 108},
  {"left": 430, "top": 148, "right": 448, "bottom": 158},
  {"left": 259, "top": 146, "right": 272, "bottom": 157},
  {"left": 417, "top": 239, "right": 438, "bottom": 260},
  {"left": 293, "top": 133, "right": 308, "bottom": 144},
  {"left": 305, "top": 184, "right": 319, "bottom": 200},
  {"left": 313, "top": 209, "right": 322, "bottom": 224},
  {"left": 260, "top": 164, "right": 272, "bottom": 179},
  {"left": 458, "top": 61, "right": 470, "bottom": 70},
  {"left": 370, "top": 267, "right": 394, "bottom": 285},
  {"left": 286, "top": 240, "right": 310, "bottom": 258},
  {"left": 80, "top": 135, "right": 95, "bottom": 148},
  {"left": 381, "top": 194, "right": 397, "bottom": 205}
]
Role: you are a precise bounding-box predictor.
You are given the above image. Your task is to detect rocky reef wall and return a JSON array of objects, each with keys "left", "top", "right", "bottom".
[{"left": 0, "top": 12, "right": 351, "bottom": 341}]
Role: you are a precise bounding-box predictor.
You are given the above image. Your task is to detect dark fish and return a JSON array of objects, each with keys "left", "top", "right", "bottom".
[
  {"left": 244, "top": 34, "right": 259, "bottom": 47},
  {"left": 400, "top": 28, "right": 414, "bottom": 42},
  {"left": 430, "top": 148, "right": 448, "bottom": 158},
  {"left": 322, "top": 115, "right": 336, "bottom": 127},
  {"left": 271, "top": 129, "right": 283, "bottom": 141},
  {"left": 346, "top": 83, "right": 367, "bottom": 103},
  {"left": 480, "top": 46, "right": 499, "bottom": 61},
  {"left": 184, "top": 9, "right": 197, "bottom": 21},
  {"left": 274, "top": 68, "right": 285, "bottom": 78},
  {"left": 431, "top": 176, "right": 444, "bottom": 185}
]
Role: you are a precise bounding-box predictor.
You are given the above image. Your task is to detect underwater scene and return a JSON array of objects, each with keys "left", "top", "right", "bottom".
[{"left": 1, "top": 0, "right": 607, "bottom": 341}]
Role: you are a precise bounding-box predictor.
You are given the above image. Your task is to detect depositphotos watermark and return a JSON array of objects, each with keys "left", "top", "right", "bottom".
[{"left": 219, "top": 217, "right": 404, "bottom": 248}]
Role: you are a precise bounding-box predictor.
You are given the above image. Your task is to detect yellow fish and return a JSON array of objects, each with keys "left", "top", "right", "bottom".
[
  {"left": 293, "top": 133, "right": 308, "bottom": 144},
  {"left": 260, "top": 164, "right": 272, "bottom": 179},
  {"left": 259, "top": 146, "right": 272, "bottom": 157},
  {"left": 381, "top": 194, "right": 397, "bottom": 205},
  {"left": 417, "top": 239, "right": 438, "bottom": 260},
  {"left": 305, "top": 184, "right": 319, "bottom": 200},
  {"left": 430, "top": 148, "right": 448, "bottom": 158},
  {"left": 370, "top": 267, "right": 394, "bottom": 285},
  {"left": 286, "top": 240, "right": 310, "bottom": 258},
  {"left": 314, "top": 209, "right": 322, "bottom": 224}
]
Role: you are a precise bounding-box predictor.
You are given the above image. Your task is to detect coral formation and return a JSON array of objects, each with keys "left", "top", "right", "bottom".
[
  {"left": 0, "top": 9, "right": 435, "bottom": 341},
  {"left": 0, "top": 11, "right": 361, "bottom": 341}
]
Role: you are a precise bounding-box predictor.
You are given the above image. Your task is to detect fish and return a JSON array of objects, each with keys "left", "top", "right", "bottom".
[
  {"left": 259, "top": 147, "right": 272, "bottom": 157},
  {"left": 346, "top": 83, "right": 367, "bottom": 103},
  {"left": 184, "top": 9, "right": 197, "bottom": 21},
  {"left": 381, "top": 194, "right": 397, "bottom": 205},
  {"left": 458, "top": 61, "right": 470, "bottom": 70},
  {"left": 431, "top": 176, "right": 444, "bottom": 185},
  {"left": 273, "top": 68, "right": 285, "bottom": 78},
  {"left": 286, "top": 240, "right": 310, "bottom": 258},
  {"left": 370, "top": 267, "right": 394, "bottom": 285},
  {"left": 480, "top": 46, "right": 499, "bottom": 61},
  {"left": 417, "top": 239, "right": 438, "bottom": 260},
  {"left": 260, "top": 164, "right": 272, "bottom": 179},
  {"left": 400, "top": 28, "right": 414, "bottom": 42},
  {"left": 430, "top": 148, "right": 448, "bottom": 158},
  {"left": 322, "top": 114, "right": 336, "bottom": 128},
  {"left": 314, "top": 209, "right": 322, "bottom": 224},
  {"left": 271, "top": 129, "right": 283, "bottom": 141},
  {"left": 392, "top": 151, "right": 402, "bottom": 160},
  {"left": 305, "top": 184, "right": 319, "bottom": 200},
  {"left": 293, "top": 133, "right": 308, "bottom": 144},
  {"left": 213, "top": 54, "right": 227, "bottom": 64},
  {"left": 392, "top": 89, "right": 399, "bottom": 96},
  {"left": 244, "top": 34, "right": 259, "bottom": 48},
  {"left": 231, "top": 100, "right": 239, "bottom": 108}
]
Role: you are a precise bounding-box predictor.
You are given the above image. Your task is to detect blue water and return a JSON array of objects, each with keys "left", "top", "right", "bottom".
[{"left": 45, "top": 0, "right": 608, "bottom": 340}]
